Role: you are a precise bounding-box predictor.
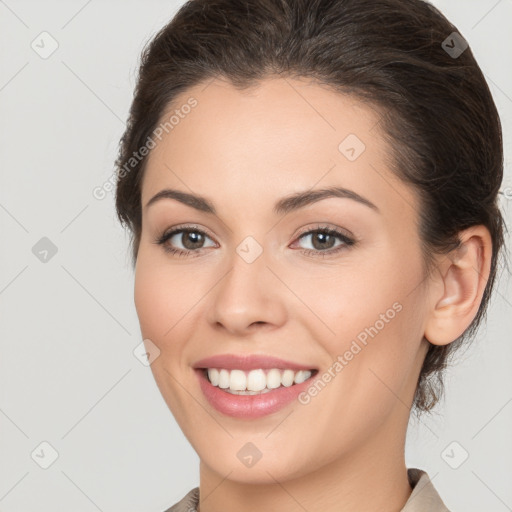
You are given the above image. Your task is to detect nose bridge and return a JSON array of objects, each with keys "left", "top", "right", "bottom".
[{"left": 208, "top": 235, "right": 286, "bottom": 333}]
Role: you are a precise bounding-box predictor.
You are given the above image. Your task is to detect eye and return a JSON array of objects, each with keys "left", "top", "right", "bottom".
[
  {"left": 292, "top": 225, "right": 355, "bottom": 257},
  {"left": 153, "top": 223, "right": 356, "bottom": 258},
  {"left": 153, "top": 225, "right": 216, "bottom": 256}
]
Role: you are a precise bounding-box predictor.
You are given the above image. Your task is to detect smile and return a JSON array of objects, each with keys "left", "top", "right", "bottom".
[
  {"left": 195, "top": 367, "right": 319, "bottom": 418},
  {"left": 204, "top": 368, "right": 316, "bottom": 394}
]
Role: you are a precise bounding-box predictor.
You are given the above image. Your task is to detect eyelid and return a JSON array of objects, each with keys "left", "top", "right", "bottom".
[
  {"left": 289, "top": 224, "right": 356, "bottom": 254},
  {"left": 161, "top": 223, "right": 218, "bottom": 243},
  {"left": 293, "top": 223, "right": 355, "bottom": 240}
]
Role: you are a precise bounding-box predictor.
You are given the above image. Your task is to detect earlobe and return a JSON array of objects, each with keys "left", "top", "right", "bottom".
[{"left": 424, "top": 226, "right": 492, "bottom": 346}]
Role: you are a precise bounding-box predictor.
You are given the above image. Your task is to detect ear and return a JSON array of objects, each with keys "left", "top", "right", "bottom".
[{"left": 424, "top": 225, "right": 493, "bottom": 346}]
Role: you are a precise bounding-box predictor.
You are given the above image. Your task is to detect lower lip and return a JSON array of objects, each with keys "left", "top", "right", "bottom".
[{"left": 195, "top": 369, "right": 316, "bottom": 419}]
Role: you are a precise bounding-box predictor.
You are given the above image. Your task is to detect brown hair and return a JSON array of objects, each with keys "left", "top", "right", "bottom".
[{"left": 115, "top": 0, "right": 506, "bottom": 413}]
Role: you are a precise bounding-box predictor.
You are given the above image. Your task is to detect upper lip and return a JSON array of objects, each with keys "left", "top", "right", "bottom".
[{"left": 192, "top": 354, "right": 317, "bottom": 371}]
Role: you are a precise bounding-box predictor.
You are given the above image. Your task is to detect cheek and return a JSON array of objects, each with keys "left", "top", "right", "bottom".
[
  {"left": 288, "top": 251, "right": 419, "bottom": 345},
  {"left": 134, "top": 263, "right": 166, "bottom": 341},
  {"left": 285, "top": 257, "right": 426, "bottom": 463},
  {"left": 291, "top": 243, "right": 426, "bottom": 397},
  {"left": 134, "top": 254, "right": 195, "bottom": 351},
  {"left": 133, "top": 255, "right": 202, "bottom": 429},
  {"left": 133, "top": 250, "right": 222, "bottom": 371}
]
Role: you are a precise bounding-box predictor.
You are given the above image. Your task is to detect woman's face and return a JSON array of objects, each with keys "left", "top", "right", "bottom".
[{"left": 135, "top": 76, "right": 431, "bottom": 483}]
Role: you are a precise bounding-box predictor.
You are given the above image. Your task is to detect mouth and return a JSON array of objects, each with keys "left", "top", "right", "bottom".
[{"left": 199, "top": 367, "right": 319, "bottom": 395}]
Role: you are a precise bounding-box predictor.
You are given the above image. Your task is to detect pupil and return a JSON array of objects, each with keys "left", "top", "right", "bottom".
[
  {"left": 312, "top": 232, "right": 335, "bottom": 250},
  {"left": 183, "top": 231, "right": 204, "bottom": 249}
]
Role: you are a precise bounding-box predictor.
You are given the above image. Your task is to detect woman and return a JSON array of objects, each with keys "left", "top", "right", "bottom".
[{"left": 114, "top": 0, "right": 505, "bottom": 510}]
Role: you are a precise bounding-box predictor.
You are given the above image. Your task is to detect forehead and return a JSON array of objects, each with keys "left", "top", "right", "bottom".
[{"left": 141, "top": 76, "right": 415, "bottom": 218}]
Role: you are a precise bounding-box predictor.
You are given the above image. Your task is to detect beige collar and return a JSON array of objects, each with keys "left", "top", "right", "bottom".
[{"left": 164, "top": 467, "right": 450, "bottom": 512}]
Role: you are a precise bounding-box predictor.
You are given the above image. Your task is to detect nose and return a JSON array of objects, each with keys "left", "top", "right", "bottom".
[{"left": 207, "top": 245, "right": 287, "bottom": 336}]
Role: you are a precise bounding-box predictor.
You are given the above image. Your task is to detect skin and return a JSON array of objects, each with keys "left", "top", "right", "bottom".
[{"left": 133, "top": 76, "right": 492, "bottom": 512}]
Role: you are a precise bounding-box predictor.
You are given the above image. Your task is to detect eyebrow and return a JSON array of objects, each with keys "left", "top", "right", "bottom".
[{"left": 144, "top": 186, "right": 379, "bottom": 215}]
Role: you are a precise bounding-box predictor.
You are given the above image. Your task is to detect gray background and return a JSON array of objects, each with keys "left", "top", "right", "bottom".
[{"left": 0, "top": 0, "right": 511, "bottom": 510}]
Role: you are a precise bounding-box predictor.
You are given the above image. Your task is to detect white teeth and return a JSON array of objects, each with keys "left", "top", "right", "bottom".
[
  {"left": 266, "top": 368, "right": 282, "bottom": 389},
  {"left": 294, "top": 370, "right": 310, "bottom": 384},
  {"left": 247, "top": 369, "right": 267, "bottom": 391},
  {"left": 282, "top": 369, "right": 295, "bottom": 387},
  {"left": 208, "top": 368, "right": 220, "bottom": 386},
  {"left": 218, "top": 369, "right": 230, "bottom": 389},
  {"left": 206, "top": 368, "right": 313, "bottom": 393},
  {"left": 230, "top": 369, "right": 247, "bottom": 391}
]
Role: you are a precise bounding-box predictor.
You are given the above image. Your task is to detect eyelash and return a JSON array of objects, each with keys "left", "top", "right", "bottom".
[{"left": 152, "top": 223, "right": 356, "bottom": 258}]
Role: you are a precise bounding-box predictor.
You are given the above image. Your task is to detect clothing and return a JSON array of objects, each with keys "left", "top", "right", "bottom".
[{"left": 162, "top": 468, "right": 451, "bottom": 511}]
